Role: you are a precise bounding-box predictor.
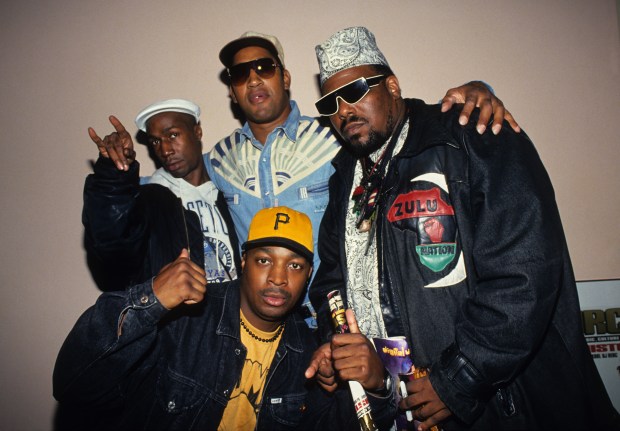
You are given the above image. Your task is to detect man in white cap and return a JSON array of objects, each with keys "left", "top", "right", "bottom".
[
  {"left": 309, "top": 26, "right": 620, "bottom": 430},
  {"left": 205, "top": 31, "right": 519, "bottom": 328},
  {"left": 55, "top": 206, "right": 396, "bottom": 430},
  {"left": 84, "top": 99, "right": 239, "bottom": 293}
]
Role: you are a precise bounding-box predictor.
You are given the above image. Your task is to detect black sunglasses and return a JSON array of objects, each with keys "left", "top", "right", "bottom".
[
  {"left": 315, "top": 75, "right": 385, "bottom": 116},
  {"left": 227, "top": 58, "right": 281, "bottom": 86}
]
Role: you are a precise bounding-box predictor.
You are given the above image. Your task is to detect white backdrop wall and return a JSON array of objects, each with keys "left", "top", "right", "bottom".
[{"left": 0, "top": 1, "right": 618, "bottom": 429}]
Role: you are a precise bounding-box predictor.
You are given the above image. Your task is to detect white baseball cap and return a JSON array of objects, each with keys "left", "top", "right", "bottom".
[{"left": 134, "top": 98, "right": 201, "bottom": 132}]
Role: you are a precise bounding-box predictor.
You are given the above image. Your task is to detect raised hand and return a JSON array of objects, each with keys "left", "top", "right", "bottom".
[
  {"left": 88, "top": 115, "right": 137, "bottom": 171},
  {"left": 441, "top": 81, "right": 521, "bottom": 135},
  {"left": 152, "top": 249, "right": 207, "bottom": 309}
]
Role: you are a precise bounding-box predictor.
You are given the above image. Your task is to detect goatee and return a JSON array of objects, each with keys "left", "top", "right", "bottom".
[{"left": 342, "top": 107, "right": 396, "bottom": 158}]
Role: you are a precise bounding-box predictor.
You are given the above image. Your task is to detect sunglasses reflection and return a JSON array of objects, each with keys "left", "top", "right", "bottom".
[
  {"left": 315, "top": 75, "right": 385, "bottom": 116},
  {"left": 228, "top": 58, "right": 281, "bottom": 85}
]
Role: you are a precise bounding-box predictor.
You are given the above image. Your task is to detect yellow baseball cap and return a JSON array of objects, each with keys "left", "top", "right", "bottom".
[{"left": 243, "top": 207, "right": 313, "bottom": 262}]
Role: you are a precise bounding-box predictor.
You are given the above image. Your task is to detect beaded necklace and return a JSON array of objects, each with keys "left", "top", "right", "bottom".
[
  {"left": 240, "top": 318, "right": 285, "bottom": 343},
  {"left": 351, "top": 149, "right": 389, "bottom": 232},
  {"left": 351, "top": 110, "right": 408, "bottom": 234}
]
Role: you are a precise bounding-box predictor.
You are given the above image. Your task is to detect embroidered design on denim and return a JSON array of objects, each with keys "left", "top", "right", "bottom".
[{"left": 209, "top": 119, "right": 338, "bottom": 198}]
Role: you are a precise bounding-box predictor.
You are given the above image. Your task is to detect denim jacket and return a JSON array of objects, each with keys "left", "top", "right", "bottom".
[
  {"left": 205, "top": 102, "right": 341, "bottom": 326},
  {"left": 53, "top": 280, "right": 396, "bottom": 430}
]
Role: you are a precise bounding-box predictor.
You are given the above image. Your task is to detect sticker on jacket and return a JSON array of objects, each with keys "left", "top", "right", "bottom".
[{"left": 387, "top": 173, "right": 466, "bottom": 287}]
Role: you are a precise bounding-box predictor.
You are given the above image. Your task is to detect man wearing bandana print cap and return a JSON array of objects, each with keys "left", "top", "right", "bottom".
[
  {"left": 206, "top": 30, "right": 520, "bottom": 329},
  {"left": 308, "top": 26, "right": 620, "bottom": 430}
]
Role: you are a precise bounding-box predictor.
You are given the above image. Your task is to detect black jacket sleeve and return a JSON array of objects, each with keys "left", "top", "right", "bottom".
[
  {"left": 83, "top": 156, "right": 149, "bottom": 291},
  {"left": 429, "top": 112, "right": 573, "bottom": 423},
  {"left": 53, "top": 280, "right": 168, "bottom": 407}
]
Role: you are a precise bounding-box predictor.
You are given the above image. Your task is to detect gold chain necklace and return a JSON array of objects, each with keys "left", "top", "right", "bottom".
[{"left": 240, "top": 318, "right": 285, "bottom": 343}]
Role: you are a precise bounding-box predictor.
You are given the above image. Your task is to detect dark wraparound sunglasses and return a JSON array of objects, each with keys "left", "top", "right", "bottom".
[
  {"left": 227, "top": 58, "right": 281, "bottom": 86},
  {"left": 315, "top": 75, "right": 385, "bottom": 116}
]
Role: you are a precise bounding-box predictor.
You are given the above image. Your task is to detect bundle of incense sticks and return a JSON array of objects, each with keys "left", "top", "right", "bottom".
[{"left": 327, "top": 290, "right": 378, "bottom": 431}]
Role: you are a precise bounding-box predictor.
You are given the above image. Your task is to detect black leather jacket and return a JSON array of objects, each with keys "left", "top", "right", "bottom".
[
  {"left": 83, "top": 156, "right": 240, "bottom": 291},
  {"left": 311, "top": 99, "right": 619, "bottom": 429}
]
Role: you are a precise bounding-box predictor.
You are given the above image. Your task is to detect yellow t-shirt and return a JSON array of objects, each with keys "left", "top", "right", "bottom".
[{"left": 218, "top": 310, "right": 284, "bottom": 431}]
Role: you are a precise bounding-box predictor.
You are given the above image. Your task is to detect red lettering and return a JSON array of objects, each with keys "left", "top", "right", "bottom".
[
  {"left": 589, "top": 343, "right": 620, "bottom": 353},
  {"left": 388, "top": 188, "right": 454, "bottom": 222}
]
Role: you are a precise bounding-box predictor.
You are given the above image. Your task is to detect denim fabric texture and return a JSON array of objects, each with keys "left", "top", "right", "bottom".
[
  {"left": 205, "top": 101, "right": 341, "bottom": 327},
  {"left": 53, "top": 280, "right": 397, "bottom": 430}
]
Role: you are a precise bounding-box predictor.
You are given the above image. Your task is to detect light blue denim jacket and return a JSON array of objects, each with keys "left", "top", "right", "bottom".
[{"left": 205, "top": 101, "right": 341, "bottom": 327}]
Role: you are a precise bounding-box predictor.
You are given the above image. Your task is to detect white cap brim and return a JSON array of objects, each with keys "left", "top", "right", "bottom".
[{"left": 135, "top": 98, "right": 201, "bottom": 132}]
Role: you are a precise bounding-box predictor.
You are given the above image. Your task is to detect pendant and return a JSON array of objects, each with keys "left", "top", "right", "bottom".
[
  {"left": 364, "top": 216, "right": 378, "bottom": 255},
  {"left": 358, "top": 219, "right": 371, "bottom": 233}
]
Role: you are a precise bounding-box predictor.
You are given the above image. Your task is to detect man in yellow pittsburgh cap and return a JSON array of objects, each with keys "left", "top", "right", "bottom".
[{"left": 54, "top": 206, "right": 396, "bottom": 430}]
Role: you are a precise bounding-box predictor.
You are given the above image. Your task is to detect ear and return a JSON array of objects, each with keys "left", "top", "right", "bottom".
[
  {"left": 241, "top": 253, "right": 246, "bottom": 271},
  {"left": 229, "top": 86, "right": 238, "bottom": 104},
  {"left": 194, "top": 123, "right": 203, "bottom": 140},
  {"left": 282, "top": 69, "right": 291, "bottom": 91},
  {"left": 385, "top": 75, "right": 402, "bottom": 100}
]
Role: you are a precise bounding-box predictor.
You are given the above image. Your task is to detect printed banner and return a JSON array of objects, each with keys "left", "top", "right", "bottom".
[{"left": 577, "top": 279, "right": 620, "bottom": 412}]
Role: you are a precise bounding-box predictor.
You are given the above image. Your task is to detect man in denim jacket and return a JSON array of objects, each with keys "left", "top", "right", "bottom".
[
  {"left": 205, "top": 31, "right": 520, "bottom": 328},
  {"left": 54, "top": 206, "right": 396, "bottom": 430}
]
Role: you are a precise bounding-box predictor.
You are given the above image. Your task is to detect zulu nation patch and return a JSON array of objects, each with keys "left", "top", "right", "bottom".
[{"left": 388, "top": 187, "right": 457, "bottom": 272}]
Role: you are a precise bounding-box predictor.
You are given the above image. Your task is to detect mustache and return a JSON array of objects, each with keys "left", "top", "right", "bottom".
[
  {"left": 340, "top": 115, "right": 366, "bottom": 132},
  {"left": 261, "top": 287, "right": 291, "bottom": 300}
]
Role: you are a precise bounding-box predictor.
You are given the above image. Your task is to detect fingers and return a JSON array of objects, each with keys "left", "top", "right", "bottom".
[
  {"left": 442, "top": 82, "right": 521, "bottom": 136},
  {"left": 88, "top": 127, "right": 102, "bottom": 145},
  {"left": 474, "top": 96, "right": 493, "bottom": 134},
  {"left": 340, "top": 309, "right": 385, "bottom": 389},
  {"left": 87, "top": 116, "right": 136, "bottom": 170},
  {"left": 414, "top": 404, "right": 451, "bottom": 431},
  {"left": 315, "top": 357, "right": 338, "bottom": 392},
  {"left": 400, "top": 376, "right": 428, "bottom": 410},
  {"left": 331, "top": 334, "right": 384, "bottom": 390},
  {"left": 399, "top": 376, "right": 452, "bottom": 430},
  {"left": 440, "top": 94, "right": 457, "bottom": 113},
  {"left": 106, "top": 115, "right": 133, "bottom": 170},
  {"left": 88, "top": 127, "right": 109, "bottom": 158},
  {"left": 316, "top": 375, "right": 338, "bottom": 392},
  {"left": 152, "top": 249, "right": 207, "bottom": 309},
  {"left": 305, "top": 343, "right": 338, "bottom": 392},
  {"left": 504, "top": 108, "right": 521, "bottom": 133},
  {"left": 305, "top": 343, "right": 331, "bottom": 378},
  {"left": 304, "top": 359, "right": 319, "bottom": 379},
  {"left": 345, "top": 308, "right": 360, "bottom": 333},
  {"left": 458, "top": 95, "right": 476, "bottom": 129},
  {"left": 108, "top": 115, "right": 128, "bottom": 134},
  {"left": 444, "top": 81, "right": 491, "bottom": 134},
  {"left": 488, "top": 102, "right": 505, "bottom": 135},
  {"left": 176, "top": 249, "right": 207, "bottom": 305}
]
